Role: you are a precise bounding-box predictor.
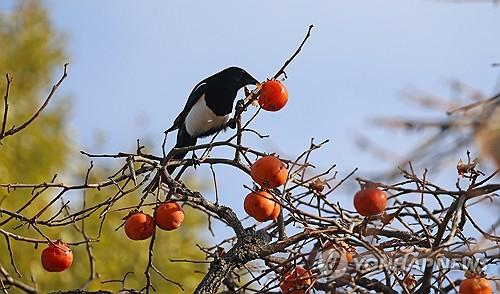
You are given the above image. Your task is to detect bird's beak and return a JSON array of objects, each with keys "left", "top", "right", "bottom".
[{"left": 248, "top": 76, "right": 259, "bottom": 85}]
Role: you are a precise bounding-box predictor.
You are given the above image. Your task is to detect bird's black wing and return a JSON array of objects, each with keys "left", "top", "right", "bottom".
[{"left": 165, "top": 81, "right": 208, "bottom": 133}]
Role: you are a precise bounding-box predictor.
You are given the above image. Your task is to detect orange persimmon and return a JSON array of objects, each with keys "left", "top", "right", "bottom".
[
  {"left": 459, "top": 273, "right": 492, "bottom": 294},
  {"left": 251, "top": 156, "right": 288, "bottom": 189},
  {"left": 41, "top": 240, "right": 73, "bottom": 272},
  {"left": 124, "top": 212, "right": 155, "bottom": 240},
  {"left": 244, "top": 190, "right": 280, "bottom": 222},
  {"left": 155, "top": 202, "right": 184, "bottom": 231},
  {"left": 259, "top": 80, "right": 288, "bottom": 111},
  {"left": 280, "top": 266, "right": 313, "bottom": 294},
  {"left": 353, "top": 187, "right": 388, "bottom": 217}
]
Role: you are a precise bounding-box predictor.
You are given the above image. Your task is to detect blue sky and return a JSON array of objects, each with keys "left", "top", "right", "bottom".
[
  {"left": 1, "top": 0, "right": 499, "bottom": 239},
  {"left": 38, "top": 0, "right": 499, "bottom": 166}
]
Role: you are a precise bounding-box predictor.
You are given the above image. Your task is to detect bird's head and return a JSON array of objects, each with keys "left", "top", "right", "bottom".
[{"left": 221, "top": 66, "right": 259, "bottom": 89}]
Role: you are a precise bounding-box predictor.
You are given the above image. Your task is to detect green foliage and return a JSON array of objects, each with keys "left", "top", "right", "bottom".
[
  {"left": 0, "top": 0, "right": 69, "bottom": 185},
  {"left": 0, "top": 1, "right": 207, "bottom": 292},
  {"left": 30, "top": 171, "right": 208, "bottom": 293}
]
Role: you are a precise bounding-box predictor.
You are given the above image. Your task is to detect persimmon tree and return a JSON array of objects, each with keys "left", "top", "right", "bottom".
[{"left": 1, "top": 24, "right": 499, "bottom": 294}]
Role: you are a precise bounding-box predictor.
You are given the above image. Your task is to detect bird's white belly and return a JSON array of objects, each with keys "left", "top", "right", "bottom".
[{"left": 185, "top": 95, "right": 229, "bottom": 137}]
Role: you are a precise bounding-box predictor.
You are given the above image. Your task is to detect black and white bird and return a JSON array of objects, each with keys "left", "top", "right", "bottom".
[{"left": 144, "top": 66, "right": 259, "bottom": 193}]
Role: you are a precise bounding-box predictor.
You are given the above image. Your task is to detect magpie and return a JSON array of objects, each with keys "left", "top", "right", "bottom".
[{"left": 144, "top": 66, "right": 259, "bottom": 193}]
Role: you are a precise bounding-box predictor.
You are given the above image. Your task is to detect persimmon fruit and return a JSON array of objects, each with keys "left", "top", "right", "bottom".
[
  {"left": 41, "top": 241, "right": 73, "bottom": 272},
  {"left": 244, "top": 190, "right": 280, "bottom": 222},
  {"left": 321, "top": 241, "right": 354, "bottom": 264},
  {"left": 270, "top": 201, "right": 281, "bottom": 220},
  {"left": 459, "top": 273, "right": 492, "bottom": 294},
  {"left": 251, "top": 156, "right": 288, "bottom": 189},
  {"left": 124, "top": 212, "right": 155, "bottom": 240},
  {"left": 353, "top": 187, "right": 388, "bottom": 216},
  {"left": 280, "top": 266, "right": 313, "bottom": 294},
  {"left": 345, "top": 251, "right": 354, "bottom": 263},
  {"left": 259, "top": 80, "right": 288, "bottom": 111},
  {"left": 155, "top": 202, "right": 185, "bottom": 231}
]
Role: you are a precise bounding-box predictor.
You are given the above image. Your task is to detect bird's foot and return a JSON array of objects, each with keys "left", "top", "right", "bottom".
[
  {"left": 191, "top": 152, "right": 201, "bottom": 169},
  {"left": 227, "top": 118, "right": 237, "bottom": 129}
]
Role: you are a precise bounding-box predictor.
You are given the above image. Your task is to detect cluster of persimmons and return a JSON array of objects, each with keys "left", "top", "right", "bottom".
[
  {"left": 38, "top": 80, "right": 493, "bottom": 294},
  {"left": 38, "top": 79, "right": 289, "bottom": 274},
  {"left": 40, "top": 202, "right": 185, "bottom": 273}
]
